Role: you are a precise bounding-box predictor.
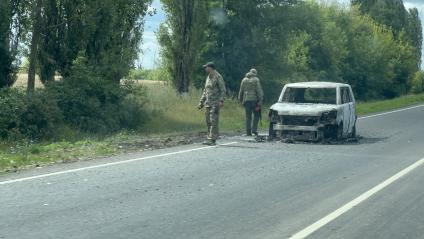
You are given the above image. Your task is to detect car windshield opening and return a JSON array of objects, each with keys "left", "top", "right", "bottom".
[{"left": 281, "top": 87, "right": 337, "bottom": 104}]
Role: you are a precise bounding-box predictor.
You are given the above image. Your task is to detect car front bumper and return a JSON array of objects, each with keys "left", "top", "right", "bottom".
[
  {"left": 273, "top": 123, "right": 325, "bottom": 141},
  {"left": 273, "top": 124, "right": 319, "bottom": 132}
]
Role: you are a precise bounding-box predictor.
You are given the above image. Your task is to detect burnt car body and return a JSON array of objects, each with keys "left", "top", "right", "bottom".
[{"left": 268, "top": 82, "right": 357, "bottom": 141}]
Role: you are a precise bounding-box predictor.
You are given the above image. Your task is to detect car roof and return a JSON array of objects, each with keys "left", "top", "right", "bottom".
[{"left": 284, "top": 81, "right": 350, "bottom": 88}]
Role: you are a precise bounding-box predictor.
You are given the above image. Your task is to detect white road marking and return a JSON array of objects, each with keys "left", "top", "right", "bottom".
[
  {"left": 0, "top": 142, "right": 238, "bottom": 186},
  {"left": 289, "top": 157, "right": 424, "bottom": 239},
  {"left": 358, "top": 104, "right": 424, "bottom": 120}
]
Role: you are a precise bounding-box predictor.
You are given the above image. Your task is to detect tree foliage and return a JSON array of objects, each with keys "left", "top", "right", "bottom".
[
  {"left": 352, "top": 0, "right": 422, "bottom": 66},
  {"left": 158, "top": 0, "right": 422, "bottom": 101},
  {"left": 0, "top": 0, "right": 152, "bottom": 140},
  {"left": 0, "top": 0, "right": 28, "bottom": 88},
  {"left": 32, "top": 0, "right": 151, "bottom": 84},
  {"left": 158, "top": 0, "right": 209, "bottom": 93}
]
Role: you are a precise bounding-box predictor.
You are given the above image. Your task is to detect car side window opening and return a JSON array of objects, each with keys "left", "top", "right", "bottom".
[
  {"left": 282, "top": 87, "right": 337, "bottom": 104},
  {"left": 341, "top": 87, "right": 352, "bottom": 104}
]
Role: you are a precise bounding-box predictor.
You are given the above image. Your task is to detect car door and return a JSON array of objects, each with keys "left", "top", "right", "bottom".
[
  {"left": 340, "top": 87, "right": 353, "bottom": 135},
  {"left": 348, "top": 86, "right": 357, "bottom": 131}
]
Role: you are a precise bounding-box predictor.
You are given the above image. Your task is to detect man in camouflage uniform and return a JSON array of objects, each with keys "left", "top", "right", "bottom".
[
  {"left": 198, "top": 62, "right": 226, "bottom": 145},
  {"left": 238, "top": 68, "right": 264, "bottom": 136}
]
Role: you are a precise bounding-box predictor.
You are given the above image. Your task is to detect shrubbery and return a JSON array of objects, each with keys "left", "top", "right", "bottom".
[
  {"left": 411, "top": 71, "right": 424, "bottom": 94},
  {"left": 0, "top": 57, "right": 148, "bottom": 141},
  {"left": 0, "top": 88, "right": 62, "bottom": 140},
  {"left": 127, "top": 68, "right": 170, "bottom": 82}
]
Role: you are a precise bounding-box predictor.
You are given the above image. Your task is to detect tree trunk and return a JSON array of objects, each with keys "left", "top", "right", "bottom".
[{"left": 27, "top": 0, "right": 42, "bottom": 92}]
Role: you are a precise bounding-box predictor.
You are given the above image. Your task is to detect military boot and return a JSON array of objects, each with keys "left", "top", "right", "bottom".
[{"left": 202, "top": 139, "right": 216, "bottom": 146}]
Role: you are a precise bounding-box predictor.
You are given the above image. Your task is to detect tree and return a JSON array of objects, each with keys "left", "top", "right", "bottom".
[
  {"left": 197, "top": 0, "right": 297, "bottom": 98},
  {"left": 0, "top": 0, "right": 14, "bottom": 88},
  {"left": 37, "top": 0, "right": 61, "bottom": 84},
  {"left": 406, "top": 8, "right": 422, "bottom": 67},
  {"left": 351, "top": 0, "right": 422, "bottom": 68},
  {"left": 28, "top": 0, "right": 151, "bottom": 85},
  {"left": 82, "top": 0, "right": 151, "bottom": 83},
  {"left": 0, "top": 0, "right": 28, "bottom": 88},
  {"left": 158, "top": 0, "right": 209, "bottom": 93},
  {"left": 27, "top": 0, "right": 42, "bottom": 92}
]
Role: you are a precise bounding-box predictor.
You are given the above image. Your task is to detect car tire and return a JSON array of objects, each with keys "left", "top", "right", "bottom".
[
  {"left": 268, "top": 122, "right": 277, "bottom": 140},
  {"left": 351, "top": 125, "right": 357, "bottom": 138},
  {"left": 336, "top": 122, "right": 343, "bottom": 141}
]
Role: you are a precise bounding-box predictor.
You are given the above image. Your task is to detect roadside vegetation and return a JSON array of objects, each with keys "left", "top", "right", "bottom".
[
  {"left": 1, "top": 0, "right": 424, "bottom": 172},
  {"left": 1, "top": 83, "right": 424, "bottom": 173}
]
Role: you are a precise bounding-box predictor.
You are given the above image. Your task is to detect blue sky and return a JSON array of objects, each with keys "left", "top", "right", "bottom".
[
  {"left": 138, "top": 0, "right": 165, "bottom": 69},
  {"left": 139, "top": 0, "right": 424, "bottom": 69}
]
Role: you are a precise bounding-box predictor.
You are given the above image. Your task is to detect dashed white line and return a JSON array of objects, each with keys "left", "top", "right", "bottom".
[
  {"left": 289, "top": 157, "right": 424, "bottom": 239},
  {"left": 0, "top": 142, "right": 238, "bottom": 186}
]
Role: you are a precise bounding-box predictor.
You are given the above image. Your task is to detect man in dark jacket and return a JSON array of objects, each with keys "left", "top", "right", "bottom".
[{"left": 238, "top": 68, "right": 264, "bottom": 136}]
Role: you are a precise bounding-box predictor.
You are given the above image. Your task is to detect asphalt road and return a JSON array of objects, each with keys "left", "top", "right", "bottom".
[{"left": 1, "top": 105, "right": 424, "bottom": 239}]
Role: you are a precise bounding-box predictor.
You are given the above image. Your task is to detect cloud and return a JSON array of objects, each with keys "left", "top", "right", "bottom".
[{"left": 139, "top": 0, "right": 166, "bottom": 69}]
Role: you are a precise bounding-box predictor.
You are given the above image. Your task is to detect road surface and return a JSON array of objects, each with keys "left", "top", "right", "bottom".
[{"left": 1, "top": 105, "right": 424, "bottom": 239}]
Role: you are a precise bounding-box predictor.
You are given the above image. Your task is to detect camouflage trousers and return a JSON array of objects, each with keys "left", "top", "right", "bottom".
[{"left": 205, "top": 106, "right": 220, "bottom": 140}]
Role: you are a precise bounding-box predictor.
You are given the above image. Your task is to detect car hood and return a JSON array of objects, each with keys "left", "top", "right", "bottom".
[{"left": 270, "top": 103, "right": 339, "bottom": 116}]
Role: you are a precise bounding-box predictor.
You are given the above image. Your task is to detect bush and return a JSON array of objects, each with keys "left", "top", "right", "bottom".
[
  {"left": 0, "top": 88, "right": 62, "bottom": 140},
  {"left": 0, "top": 56, "right": 148, "bottom": 141},
  {"left": 128, "top": 69, "right": 149, "bottom": 80},
  {"left": 411, "top": 71, "right": 424, "bottom": 94},
  {"left": 128, "top": 67, "right": 170, "bottom": 82},
  {"left": 47, "top": 56, "right": 148, "bottom": 134},
  {"left": 20, "top": 90, "right": 63, "bottom": 139},
  {"left": 0, "top": 88, "right": 25, "bottom": 139}
]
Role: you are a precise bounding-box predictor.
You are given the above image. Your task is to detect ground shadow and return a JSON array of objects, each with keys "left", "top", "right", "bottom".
[{"left": 249, "top": 134, "right": 389, "bottom": 146}]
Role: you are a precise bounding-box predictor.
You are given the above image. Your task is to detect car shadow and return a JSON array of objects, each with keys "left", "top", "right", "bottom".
[{"left": 253, "top": 135, "right": 389, "bottom": 146}]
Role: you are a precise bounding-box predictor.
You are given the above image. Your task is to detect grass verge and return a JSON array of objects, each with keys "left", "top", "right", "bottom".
[
  {"left": 356, "top": 93, "right": 424, "bottom": 115},
  {"left": 1, "top": 86, "right": 424, "bottom": 173}
]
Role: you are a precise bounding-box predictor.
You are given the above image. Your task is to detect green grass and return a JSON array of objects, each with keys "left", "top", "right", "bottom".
[
  {"left": 141, "top": 85, "right": 249, "bottom": 134},
  {"left": 357, "top": 93, "right": 424, "bottom": 115},
  {"left": 1, "top": 85, "right": 424, "bottom": 173}
]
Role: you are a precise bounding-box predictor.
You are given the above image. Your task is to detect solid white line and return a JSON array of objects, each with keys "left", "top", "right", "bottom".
[
  {"left": 0, "top": 142, "right": 238, "bottom": 186},
  {"left": 289, "top": 157, "right": 424, "bottom": 239},
  {"left": 358, "top": 104, "right": 424, "bottom": 120}
]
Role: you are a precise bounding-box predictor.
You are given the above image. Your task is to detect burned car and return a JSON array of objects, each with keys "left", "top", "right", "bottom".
[{"left": 268, "top": 82, "right": 357, "bottom": 141}]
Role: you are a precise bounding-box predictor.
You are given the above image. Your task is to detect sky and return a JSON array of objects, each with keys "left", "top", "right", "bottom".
[{"left": 139, "top": 0, "right": 424, "bottom": 69}]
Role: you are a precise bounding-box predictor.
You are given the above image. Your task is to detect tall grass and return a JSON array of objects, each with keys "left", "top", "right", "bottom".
[
  {"left": 142, "top": 85, "right": 268, "bottom": 135},
  {"left": 142, "top": 84, "right": 424, "bottom": 134}
]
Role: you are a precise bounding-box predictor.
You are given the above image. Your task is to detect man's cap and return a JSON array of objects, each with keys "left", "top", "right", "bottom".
[
  {"left": 203, "top": 62, "right": 215, "bottom": 69},
  {"left": 250, "top": 68, "right": 257, "bottom": 75},
  {"left": 246, "top": 72, "right": 254, "bottom": 78}
]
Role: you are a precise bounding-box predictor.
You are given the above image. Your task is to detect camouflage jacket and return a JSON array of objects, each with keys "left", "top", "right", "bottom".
[
  {"left": 200, "top": 71, "right": 226, "bottom": 107},
  {"left": 238, "top": 76, "right": 264, "bottom": 104}
]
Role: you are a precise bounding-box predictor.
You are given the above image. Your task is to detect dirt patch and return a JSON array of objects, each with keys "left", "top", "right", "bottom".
[{"left": 115, "top": 132, "right": 207, "bottom": 152}]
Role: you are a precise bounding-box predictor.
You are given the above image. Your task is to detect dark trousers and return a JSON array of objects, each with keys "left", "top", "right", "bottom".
[{"left": 244, "top": 101, "right": 260, "bottom": 135}]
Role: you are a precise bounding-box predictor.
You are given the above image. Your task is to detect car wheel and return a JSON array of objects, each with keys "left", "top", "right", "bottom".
[
  {"left": 336, "top": 122, "right": 343, "bottom": 140},
  {"left": 351, "top": 125, "right": 357, "bottom": 138},
  {"left": 268, "top": 122, "right": 277, "bottom": 140}
]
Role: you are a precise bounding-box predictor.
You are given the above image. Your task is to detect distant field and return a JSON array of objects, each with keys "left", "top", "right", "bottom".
[
  {"left": 13, "top": 74, "right": 45, "bottom": 89},
  {"left": 14, "top": 74, "right": 167, "bottom": 89}
]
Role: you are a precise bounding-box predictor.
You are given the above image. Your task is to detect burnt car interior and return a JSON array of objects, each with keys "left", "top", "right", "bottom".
[{"left": 281, "top": 87, "right": 337, "bottom": 105}]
